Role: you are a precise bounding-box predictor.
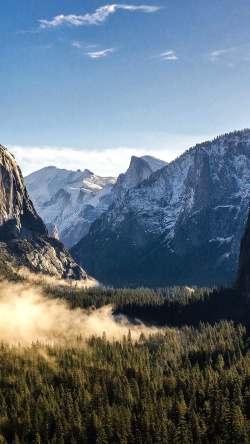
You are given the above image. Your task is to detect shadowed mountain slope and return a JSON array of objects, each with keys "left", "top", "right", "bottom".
[{"left": 71, "top": 130, "right": 250, "bottom": 287}]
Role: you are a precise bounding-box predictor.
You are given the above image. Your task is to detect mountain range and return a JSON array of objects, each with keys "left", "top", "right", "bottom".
[
  {"left": 70, "top": 129, "right": 250, "bottom": 287},
  {"left": 25, "top": 155, "right": 167, "bottom": 248},
  {"left": 1, "top": 129, "right": 250, "bottom": 289}
]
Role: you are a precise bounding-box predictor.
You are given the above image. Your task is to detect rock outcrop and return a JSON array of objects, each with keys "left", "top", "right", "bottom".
[{"left": 0, "top": 144, "right": 87, "bottom": 280}]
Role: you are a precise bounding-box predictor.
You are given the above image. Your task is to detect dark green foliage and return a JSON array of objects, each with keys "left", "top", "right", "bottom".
[
  {"left": 1, "top": 322, "right": 250, "bottom": 443},
  {"left": 1, "top": 270, "right": 250, "bottom": 442},
  {"left": 45, "top": 285, "right": 250, "bottom": 329}
]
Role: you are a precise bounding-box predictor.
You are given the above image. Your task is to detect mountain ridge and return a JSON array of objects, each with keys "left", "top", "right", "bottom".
[
  {"left": 70, "top": 129, "right": 250, "bottom": 287},
  {"left": 25, "top": 155, "right": 167, "bottom": 248}
]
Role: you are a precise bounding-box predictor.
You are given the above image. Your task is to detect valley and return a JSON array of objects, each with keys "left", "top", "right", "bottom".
[
  {"left": 1, "top": 131, "right": 250, "bottom": 443},
  {"left": 2, "top": 1, "right": 250, "bottom": 442}
]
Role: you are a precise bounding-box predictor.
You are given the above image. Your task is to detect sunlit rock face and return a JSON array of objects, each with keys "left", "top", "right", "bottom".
[
  {"left": 71, "top": 130, "right": 250, "bottom": 288},
  {"left": 112, "top": 156, "right": 154, "bottom": 199},
  {"left": 0, "top": 144, "right": 87, "bottom": 280}
]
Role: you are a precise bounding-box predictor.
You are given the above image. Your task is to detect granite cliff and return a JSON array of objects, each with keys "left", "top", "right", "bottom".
[
  {"left": 71, "top": 130, "right": 250, "bottom": 287},
  {"left": 0, "top": 144, "right": 87, "bottom": 280}
]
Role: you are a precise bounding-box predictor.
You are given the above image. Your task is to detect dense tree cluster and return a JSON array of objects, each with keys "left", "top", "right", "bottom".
[
  {"left": 46, "top": 285, "right": 250, "bottom": 329},
  {"left": 0, "top": 321, "right": 250, "bottom": 443},
  {"left": 1, "top": 273, "right": 250, "bottom": 443}
]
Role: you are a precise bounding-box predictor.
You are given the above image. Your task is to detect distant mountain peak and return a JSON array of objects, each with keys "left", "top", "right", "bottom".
[
  {"left": 25, "top": 165, "right": 117, "bottom": 248},
  {"left": 82, "top": 168, "right": 94, "bottom": 177},
  {"left": 141, "top": 155, "right": 168, "bottom": 172},
  {"left": 25, "top": 154, "right": 165, "bottom": 248}
]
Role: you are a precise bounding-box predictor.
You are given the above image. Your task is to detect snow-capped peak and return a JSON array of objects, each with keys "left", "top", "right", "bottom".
[
  {"left": 141, "top": 155, "right": 168, "bottom": 172},
  {"left": 25, "top": 154, "right": 162, "bottom": 249}
]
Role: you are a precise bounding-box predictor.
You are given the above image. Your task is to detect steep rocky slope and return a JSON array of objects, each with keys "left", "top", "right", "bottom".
[
  {"left": 71, "top": 130, "right": 250, "bottom": 287},
  {"left": 112, "top": 156, "right": 159, "bottom": 199},
  {"left": 236, "top": 208, "right": 250, "bottom": 297},
  {"left": 25, "top": 166, "right": 116, "bottom": 248},
  {"left": 0, "top": 144, "right": 87, "bottom": 280},
  {"left": 25, "top": 155, "right": 167, "bottom": 248}
]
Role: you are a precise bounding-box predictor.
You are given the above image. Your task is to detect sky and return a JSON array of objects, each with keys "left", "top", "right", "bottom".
[{"left": 1, "top": 0, "right": 250, "bottom": 176}]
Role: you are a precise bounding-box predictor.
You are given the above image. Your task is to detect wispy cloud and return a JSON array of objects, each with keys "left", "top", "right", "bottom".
[
  {"left": 71, "top": 41, "right": 99, "bottom": 49},
  {"left": 39, "top": 4, "right": 161, "bottom": 29},
  {"left": 209, "top": 47, "right": 234, "bottom": 62},
  {"left": 211, "top": 49, "right": 232, "bottom": 57},
  {"left": 71, "top": 41, "right": 114, "bottom": 58},
  {"left": 157, "top": 50, "right": 178, "bottom": 60},
  {"left": 208, "top": 44, "right": 250, "bottom": 64},
  {"left": 87, "top": 48, "right": 115, "bottom": 58}
]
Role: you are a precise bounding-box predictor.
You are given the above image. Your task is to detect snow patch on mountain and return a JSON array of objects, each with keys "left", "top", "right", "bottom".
[
  {"left": 25, "top": 166, "right": 116, "bottom": 248},
  {"left": 141, "top": 155, "right": 168, "bottom": 172},
  {"left": 25, "top": 155, "right": 164, "bottom": 249},
  {"left": 70, "top": 129, "right": 250, "bottom": 287}
]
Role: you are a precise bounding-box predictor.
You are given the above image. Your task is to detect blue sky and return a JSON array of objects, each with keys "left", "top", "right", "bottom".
[{"left": 1, "top": 0, "right": 250, "bottom": 175}]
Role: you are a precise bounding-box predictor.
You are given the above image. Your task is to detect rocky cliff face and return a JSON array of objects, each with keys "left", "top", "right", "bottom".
[
  {"left": 112, "top": 156, "right": 154, "bottom": 199},
  {"left": 70, "top": 130, "right": 250, "bottom": 287},
  {"left": 0, "top": 144, "right": 87, "bottom": 280},
  {"left": 236, "top": 208, "right": 250, "bottom": 296},
  {"left": 25, "top": 156, "right": 167, "bottom": 248}
]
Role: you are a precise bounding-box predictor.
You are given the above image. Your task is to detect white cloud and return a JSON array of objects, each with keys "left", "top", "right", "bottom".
[
  {"left": 158, "top": 50, "right": 178, "bottom": 60},
  {"left": 209, "top": 47, "right": 235, "bottom": 62},
  {"left": 209, "top": 44, "right": 250, "bottom": 64},
  {"left": 8, "top": 134, "right": 214, "bottom": 177},
  {"left": 71, "top": 41, "right": 114, "bottom": 58},
  {"left": 39, "top": 4, "right": 161, "bottom": 29},
  {"left": 87, "top": 48, "right": 115, "bottom": 58},
  {"left": 211, "top": 49, "right": 228, "bottom": 57}
]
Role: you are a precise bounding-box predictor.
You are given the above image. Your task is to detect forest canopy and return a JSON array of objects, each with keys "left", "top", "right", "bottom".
[{"left": 0, "top": 279, "right": 250, "bottom": 443}]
